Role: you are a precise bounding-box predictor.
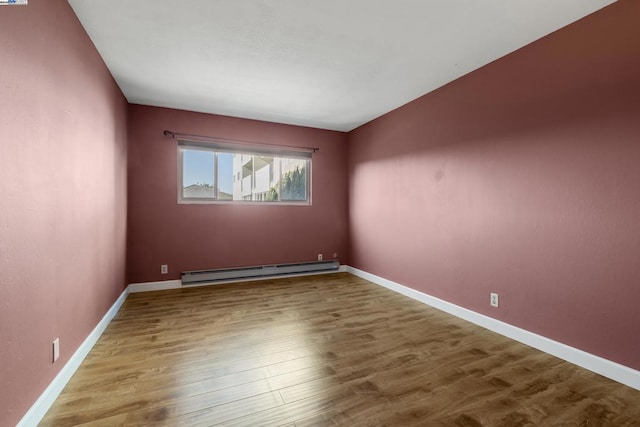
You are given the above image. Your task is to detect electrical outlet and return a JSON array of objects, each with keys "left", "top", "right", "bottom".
[
  {"left": 490, "top": 292, "right": 499, "bottom": 308},
  {"left": 333, "top": 252, "right": 338, "bottom": 259},
  {"left": 52, "top": 338, "right": 60, "bottom": 363},
  {"left": 161, "top": 264, "right": 168, "bottom": 274},
  {"left": 317, "top": 254, "right": 323, "bottom": 261}
]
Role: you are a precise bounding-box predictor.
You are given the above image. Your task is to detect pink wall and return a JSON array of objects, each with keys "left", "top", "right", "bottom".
[
  {"left": 127, "top": 105, "right": 348, "bottom": 283},
  {"left": 0, "top": 1, "right": 128, "bottom": 425},
  {"left": 348, "top": 0, "right": 640, "bottom": 370},
  {"left": 2, "top": 1, "right": 638, "bottom": 424}
]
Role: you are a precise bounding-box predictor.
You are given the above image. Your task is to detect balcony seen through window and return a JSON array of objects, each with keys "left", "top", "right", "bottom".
[{"left": 178, "top": 142, "right": 311, "bottom": 204}]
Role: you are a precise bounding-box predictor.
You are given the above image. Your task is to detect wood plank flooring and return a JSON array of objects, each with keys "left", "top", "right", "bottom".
[{"left": 40, "top": 273, "right": 640, "bottom": 426}]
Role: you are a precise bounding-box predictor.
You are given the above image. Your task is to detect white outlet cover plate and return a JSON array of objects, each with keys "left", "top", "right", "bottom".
[
  {"left": 490, "top": 293, "right": 499, "bottom": 308},
  {"left": 53, "top": 338, "right": 60, "bottom": 362}
]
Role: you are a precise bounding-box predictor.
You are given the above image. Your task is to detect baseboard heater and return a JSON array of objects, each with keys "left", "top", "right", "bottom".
[{"left": 181, "top": 260, "right": 340, "bottom": 285}]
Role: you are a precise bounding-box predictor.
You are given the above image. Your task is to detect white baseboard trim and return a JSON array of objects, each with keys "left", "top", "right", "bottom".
[
  {"left": 17, "top": 287, "right": 130, "bottom": 427},
  {"left": 346, "top": 266, "right": 640, "bottom": 391}
]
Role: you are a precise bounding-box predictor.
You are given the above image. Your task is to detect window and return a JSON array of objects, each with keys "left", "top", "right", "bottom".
[{"left": 178, "top": 141, "right": 311, "bottom": 204}]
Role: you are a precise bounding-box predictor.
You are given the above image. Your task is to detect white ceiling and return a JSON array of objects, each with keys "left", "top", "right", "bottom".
[{"left": 68, "top": 0, "right": 615, "bottom": 132}]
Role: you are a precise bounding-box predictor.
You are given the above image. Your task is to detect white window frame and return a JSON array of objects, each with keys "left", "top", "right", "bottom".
[{"left": 178, "top": 140, "right": 312, "bottom": 205}]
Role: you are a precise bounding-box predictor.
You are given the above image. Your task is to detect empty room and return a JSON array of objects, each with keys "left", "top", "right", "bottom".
[{"left": 2, "top": 0, "right": 640, "bottom": 425}]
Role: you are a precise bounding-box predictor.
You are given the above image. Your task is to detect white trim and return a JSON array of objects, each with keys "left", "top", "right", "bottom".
[
  {"left": 346, "top": 266, "right": 640, "bottom": 391},
  {"left": 17, "top": 288, "right": 130, "bottom": 427}
]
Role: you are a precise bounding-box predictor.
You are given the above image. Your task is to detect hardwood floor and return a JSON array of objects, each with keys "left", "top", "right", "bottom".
[{"left": 41, "top": 273, "right": 640, "bottom": 426}]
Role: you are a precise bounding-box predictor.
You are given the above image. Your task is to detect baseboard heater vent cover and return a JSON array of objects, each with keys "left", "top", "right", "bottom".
[{"left": 181, "top": 260, "right": 340, "bottom": 285}]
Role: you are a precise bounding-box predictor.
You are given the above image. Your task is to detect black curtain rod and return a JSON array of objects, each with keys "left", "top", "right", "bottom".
[{"left": 163, "top": 130, "right": 319, "bottom": 153}]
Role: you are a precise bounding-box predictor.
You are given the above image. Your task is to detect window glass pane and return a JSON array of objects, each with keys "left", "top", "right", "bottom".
[
  {"left": 280, "top": 158, "right": 308, "bottom": 201},
  {"left": 252, "top": 155, "right": 277, "bottom": 202},
  {"left": 180, "top": 143, "right": 310, "bottom": 204},
  {"left": 183, "top": 149, "right": 214, "bottom": 198},
  {"left": 234, "top": 153, "right": 253, "bottom": 201},
  {"left": 217, "top": 152, "right": 234, "bottom": 200},
  {"left": 231, "top": 154, "right": 280, "bottom": 201}
]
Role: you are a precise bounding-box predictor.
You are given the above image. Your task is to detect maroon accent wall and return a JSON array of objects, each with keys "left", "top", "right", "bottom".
[
  {"left": 2, "top": 1, "right": 639, "bottom": 424},
  {"left": 0, "top": 1, "right": 128, "bottom": 425},
  {"left": 127, "top": 105, "right": 348, "bottom": 283},
  {"left": 348, "top": 0, "right": 640, "bottom": 370}
]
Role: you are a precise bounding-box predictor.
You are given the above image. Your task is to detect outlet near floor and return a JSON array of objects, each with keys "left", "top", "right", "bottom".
[
  {"left": 52, "top": 338, "right": 60, "bottom": 363},
  {"left": 490, "top": 292, "right": 499, "bottom": 308}
]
